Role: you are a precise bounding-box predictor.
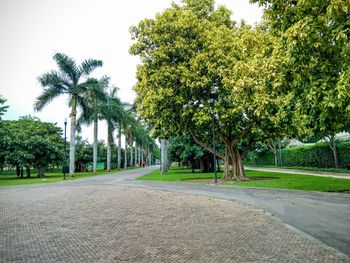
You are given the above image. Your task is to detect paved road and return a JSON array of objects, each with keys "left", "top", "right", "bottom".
[{"left": 1, "top": 166, "right": 349, "bottom": 262}]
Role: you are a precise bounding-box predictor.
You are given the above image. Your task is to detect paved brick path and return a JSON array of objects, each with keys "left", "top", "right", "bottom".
[{"left": 0, "top": 173, "right": 349, "bottom": 262}]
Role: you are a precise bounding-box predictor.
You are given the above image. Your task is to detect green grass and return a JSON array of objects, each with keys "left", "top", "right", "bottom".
[
  {"left": 0, "top": 167, "right": 137, "bottom": 186},
  {"left": 244, "top": 164, "right": 350, "bottom": 174},
  {"left": 138, "top": 167, "right": 350, "bottom": 192}
]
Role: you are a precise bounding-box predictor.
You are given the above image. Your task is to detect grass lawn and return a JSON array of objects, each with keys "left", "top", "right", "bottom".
[
  {"left": 138, "top": 167, "right": 350, "bottom": 192},
  {"left": 244, "top": 164, "right": 350, "bottom": 174},
  {"left": 0, "top": 167, "right": 136, "bottom": 186}
]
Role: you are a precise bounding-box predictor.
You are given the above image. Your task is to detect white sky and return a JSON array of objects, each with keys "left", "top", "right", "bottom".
[{"left": 0, "top": 0, "right": 262, "bottom": 144}]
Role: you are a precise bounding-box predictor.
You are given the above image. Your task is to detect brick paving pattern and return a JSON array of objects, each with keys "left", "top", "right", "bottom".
[{"left": 0, "top": 184, "right": 349, "bottom": 262}]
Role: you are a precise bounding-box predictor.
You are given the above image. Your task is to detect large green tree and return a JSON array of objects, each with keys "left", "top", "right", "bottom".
[
  {"left": 1, "top": 116, "right": 63, "bottom": 177},
  {"left": 130, "top": 0, "right": 290, "bottom": 180},
  {"left": 34, "top": 53, "right": 103, "bottom": 176},
  {"left": 251, "top": 0, "right": 350, "bottom": 168}
]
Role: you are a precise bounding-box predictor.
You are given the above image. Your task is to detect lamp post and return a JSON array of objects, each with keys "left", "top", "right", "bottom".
[
  {"left": 207, "top": 99, "right": 217, "bottom": 184},
  {"left": 63, "top": 118, "right": 67, "bottom": 180},
  {"left": 212, "top": 113, "right": 217, "bottom": 183},
  {"left": 199, "top": 96, "right": 218, "bottom": 183}
]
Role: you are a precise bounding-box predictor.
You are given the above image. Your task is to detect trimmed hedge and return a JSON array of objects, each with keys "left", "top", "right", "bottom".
[{"left": 247, "top": 140, "right": 350, "bottom": 169}]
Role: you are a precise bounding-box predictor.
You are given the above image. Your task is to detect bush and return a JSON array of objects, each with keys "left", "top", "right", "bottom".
[{"left": 247, "top": 140, "right": 350, "bottom": 169}]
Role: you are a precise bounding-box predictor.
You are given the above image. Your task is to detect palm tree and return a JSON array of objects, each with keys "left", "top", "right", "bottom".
[
  {"left": 77, "top": 77, "right": 109, "bottom": 174},
  {"left": 34, "top": 53, "right": 103, "bottom": 177},
  {"left": 100, "top": 86, "right": 125, "bottom": 171}
]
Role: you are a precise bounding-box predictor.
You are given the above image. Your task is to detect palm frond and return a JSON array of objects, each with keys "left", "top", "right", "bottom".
[
  {"left": 53, "top": 53, "right": 79, "bottom": 84},
  {"left": 79, "top": 58, "right": 103, "bottom": 76},
  {"left": 76, "top": 107, "right": 93, "bottom": 132},
  {"left": 38, "top": 70, "right": 71, "bottom": 89},
  {"left": 34, "top": 86, "right": 62, "bottom": 112}
]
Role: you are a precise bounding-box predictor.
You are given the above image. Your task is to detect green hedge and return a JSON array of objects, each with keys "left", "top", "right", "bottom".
[{"left": 247, "top": 141, "right": 350, "bottom": 169}]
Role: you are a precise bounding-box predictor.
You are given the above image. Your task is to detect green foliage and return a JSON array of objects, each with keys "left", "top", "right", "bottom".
[
  {"left": 74, "top": 136, "right": 93, "bottom": 170},
  {"left": 131, "top": 0, "right": 293, "bottom": 180},
  {"left": 247, "top": 141, "right": 350, "bottom": 169},
  {"left": 34, "top": 53, "right": 103, "bottom": 114},
  {"left": 168, "top": 134, "right": 204, "bottom": 165},
  {"left": 251, "top": 0, "right": 350, "bottom": 136},
  {"left": 0, "top": 95, "right": 9, "bottom": 120},
  {"left": 0, "top": 116, "right": 64, "bottom": 173}
]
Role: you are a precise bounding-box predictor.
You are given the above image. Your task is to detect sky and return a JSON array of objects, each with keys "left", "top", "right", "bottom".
[{"left": 0, "top": 0, "right": 262, "bottom": 144}]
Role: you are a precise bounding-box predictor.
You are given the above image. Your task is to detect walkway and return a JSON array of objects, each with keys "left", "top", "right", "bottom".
[{"left": 0, "top": 166, "right": 349, "bottom": 262}]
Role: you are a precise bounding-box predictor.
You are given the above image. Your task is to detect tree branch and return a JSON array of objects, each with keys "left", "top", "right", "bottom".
[{"left": 188, "top": 128, "right": 225, "bottom": 159}]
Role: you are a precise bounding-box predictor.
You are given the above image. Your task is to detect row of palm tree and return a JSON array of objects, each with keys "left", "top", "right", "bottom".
[{"left": 34, "top": 53, "right": 154, "bottom": 176}]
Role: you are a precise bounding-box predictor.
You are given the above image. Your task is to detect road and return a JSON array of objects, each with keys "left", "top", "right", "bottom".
[
  {"left": 1, "top": 166, "right": 349, "bottom": 262},
  {"left": 68, "top": 166, "right": 350, "bottom": 256}
]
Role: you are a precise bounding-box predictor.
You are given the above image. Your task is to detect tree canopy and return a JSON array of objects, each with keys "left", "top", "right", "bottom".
[
  {"left": 251, "top": 0, "right": 350, "bottom": 137},
  {"left": 0, "top": 116, "right": 63, "bottom": 177},
  {"left": 130, "top": 0, "right": 292, "bottom": 180}
]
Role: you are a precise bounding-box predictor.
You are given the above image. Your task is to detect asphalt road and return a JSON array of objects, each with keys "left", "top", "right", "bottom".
[{"left": 2, "top": 166, "right": 350, "bottom": 258}]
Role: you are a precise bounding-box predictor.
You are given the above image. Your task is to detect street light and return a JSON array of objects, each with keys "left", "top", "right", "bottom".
[
  {"left": 199, "top": 91, "right": 218, "bottom": 184},
  {"left": 206, "top": 100, "right": 217, "bottom": 184},
  {"left": 63, "top": 118, "right": 68, "bottom": 180}
]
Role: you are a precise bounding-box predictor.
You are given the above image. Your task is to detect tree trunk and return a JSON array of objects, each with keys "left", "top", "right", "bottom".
[
  {"left": 274, "top": 150, "right": 277, "bottom": 167},
  {"left": 107, "top": 126, "right": 112, "bottom": 171},
  {"left": 118, "top": 127, "right": 121, "bottom": 169},
  {"left": 160, "top": 139, "right": 168, "bottom": 175},
  {"left": 141, "top": 147, "right": 144, "bottom": 166},
  {"left": 20, "top": 167, "right": 24, "bottom": 178},
  {"left": 124, "top": 138, "right": 127, "bottom": 170},
  {"left": 134, "top": 143, "right": 137, "bottom": 166},
  {"left": 130, "top": 145, "right": 133, "bottom": 167},
  {"left": 93, "top": 117, "right": 98, "bottom": 174},
  {"left": 26, "top": 166, "right": 31, "bottom": 178},
  {"left": 222, "top": 144, "right": 247, "bottom": 181},
  {"left": 69, "top": 103, "right": 77, "bottom": 177},
  {"left": 37, "top": 166, "right": 45, "bottom": 178},
  {"left": 16, "top": 164, "right": 20, "bottom": 177},
  {"left": 139, "top": 146, "right": 141, "bottom": 166},
  {"left": 166, "top": 140, "right": 170, "bottom": 169},
  {"left": 329, "top": 136, "right": 339, "bottom": 168}
]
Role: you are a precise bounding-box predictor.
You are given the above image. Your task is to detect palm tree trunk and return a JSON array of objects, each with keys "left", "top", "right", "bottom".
[
  {"left": 124, "top": 137, "right": 127, "bottom": 170},
  {"left": 130, "top": 145, "right": 133, "bottom": 167},
  {"left": 161, "top": 139, "right": 168, "bottom": 174},
  {"left": 117, "top": 126, "right": 121, "bottom": 169},
  {"left": 141, "top": 147, "right": 144, "bottom": 164},
  {"left": 135, "top": 143, "right": 138, "bottom": 166},
  {"left": 139, "top": 146, "right": 141, "bottom": 166},
  {"left": 93, "top": 117, "right": 98, "bottom": 174},
  {"left": 69, "top": 100, "right": 77, "bottom": 177},
  {"left": 107, "top": 125, "right": 112, "bottom": 171}
]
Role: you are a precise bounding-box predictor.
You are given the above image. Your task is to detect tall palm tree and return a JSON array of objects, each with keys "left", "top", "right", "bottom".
[
  {"left": 77, "top": 76, "right": 109, "bottom": 174},
  {"left": 117, "top": 125, "right": 122, "bottom": 169},
  {"left": 100, "top": 86, "right": 125, "bottom": 171},
  {"left": 34, "top": 53, "right": 103, "bottom": 177}
]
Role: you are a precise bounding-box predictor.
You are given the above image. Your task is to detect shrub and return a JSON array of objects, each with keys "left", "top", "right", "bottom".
[{"left": 246, "top": 140, "right": 350, "bottom": 169}]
